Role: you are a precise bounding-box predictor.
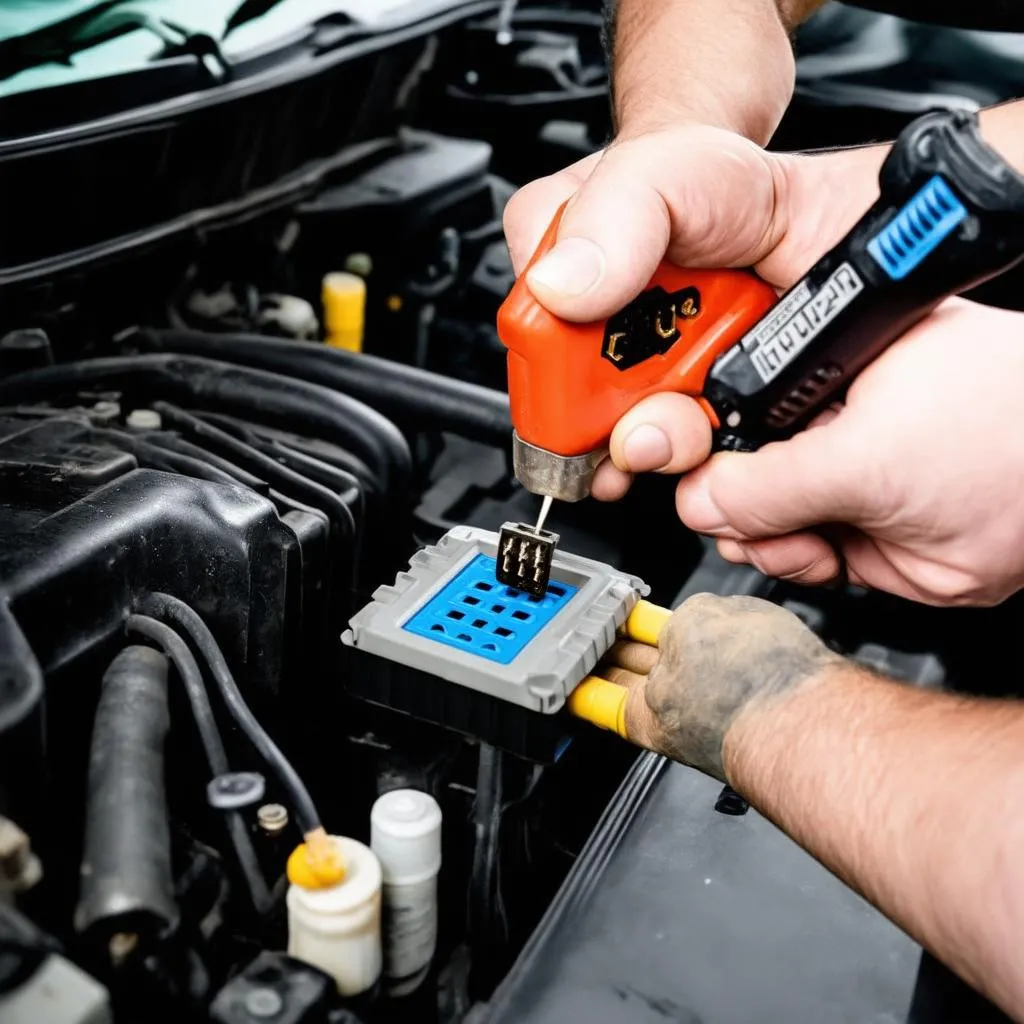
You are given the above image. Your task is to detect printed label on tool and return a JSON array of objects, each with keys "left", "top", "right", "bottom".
[
  {"left": 748, "top": 263, "right": 864, "bottom": 384},
  {"left": 741, "top": 280, "right": 812, "bottom": 353}
]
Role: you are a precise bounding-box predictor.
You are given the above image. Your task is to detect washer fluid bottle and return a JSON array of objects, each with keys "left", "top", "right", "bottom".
[
  {"left": 370, "top": 789, "right": 442, "bottom": 995},
  {"left": 286, "top": 834, "right": 383, "bottom": 997}
]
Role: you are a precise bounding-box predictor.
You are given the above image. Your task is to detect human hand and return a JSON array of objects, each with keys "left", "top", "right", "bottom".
[
  {"left": 675, "top": 299, "right": 1024, "bottom": 607},
  {"left": 502, "top": 125, "right": 887, "bottom": 498},
  {"left": 601, "top": 592, "right": 843, "bottom": 781}
]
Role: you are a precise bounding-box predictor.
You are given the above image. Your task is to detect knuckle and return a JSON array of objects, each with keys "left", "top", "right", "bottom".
[
  {"left": 502, "top": 185, "right": 531, "bottom": 226},
  {"left": 679, "top": 592, "right": 728, "bottom": 620},
  {"left": 776, "top": 554, "right": 838, "bottom": 585},
  {"left": 725, "top": 595, "right": 772, "bottom": 614},
  {"left": 641, "top": 669, "right": 675, "bottom": 726},
  {"left": 915, "top": 567, "right": 989, "bottom": 606},
  {"left": 624, "top": 683, "right": 660, "bottom": 750}
]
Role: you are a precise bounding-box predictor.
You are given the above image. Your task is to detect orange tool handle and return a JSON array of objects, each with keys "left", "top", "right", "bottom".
[{"left": 498, "top": 205, "right": 778, "bottom": 457}]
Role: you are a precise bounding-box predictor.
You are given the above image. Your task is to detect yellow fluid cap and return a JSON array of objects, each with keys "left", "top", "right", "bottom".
[
  {"left": 287, "top": 828, "right": 347, "bottom": 890},
  {"left": 567, "top": 676, "right": 630, "bottom": 739},
  {"left": 322, "top": 272, "right": 366, "bottom": 352},
  {"left": 625, "top": 601, "right": 672, "bottom": 647}
]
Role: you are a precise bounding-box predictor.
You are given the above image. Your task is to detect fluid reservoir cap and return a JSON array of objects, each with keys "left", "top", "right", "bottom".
[
  {"left": 126, "top": 408, "right": 162, "bottom": 431},
  {"left": 288, "top": 837, "right": 380, "bottom": 907},
  {"left": 371, "top": 790, "right": 442, "bottom": 886},
  {"left": 322, "top": 272, "right": 366, "bottom": 352}
]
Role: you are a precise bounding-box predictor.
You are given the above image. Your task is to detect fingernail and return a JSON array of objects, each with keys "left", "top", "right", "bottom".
[
  {"left": 737, "top": 543, "right": 766, "bottom": 575},
  {"left": 527, "top": 237, "right": 605, "bottom": 297},
  {"left": 622, "top": 425, "right": 672, "bottom": 472},
  {"left": 681, "top": 476, "right": 727, "bottom": 532}
]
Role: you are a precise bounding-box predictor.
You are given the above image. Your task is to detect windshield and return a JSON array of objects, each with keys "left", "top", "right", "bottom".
[{"left": 0, "top": 0, "right": 450, "bottom": 98}]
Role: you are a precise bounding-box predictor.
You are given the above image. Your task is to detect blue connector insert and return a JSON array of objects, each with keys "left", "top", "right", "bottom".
[
  {"left": 867, "top": 175, "right": 967, "bottom": 281},
  {"left": 403, "top": 554, "right": 578, "bottom": 665}
]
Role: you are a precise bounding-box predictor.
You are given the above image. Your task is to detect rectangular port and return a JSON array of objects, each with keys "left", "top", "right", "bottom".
[
  {"left": 495, "top": 522, "right": 558, "bottom": 597},
  {"left": 403, "top": 553, "right": 577, "bottom": 665},
  {"left": 867, "top": 175, "right": 967, "bottom": 281}
]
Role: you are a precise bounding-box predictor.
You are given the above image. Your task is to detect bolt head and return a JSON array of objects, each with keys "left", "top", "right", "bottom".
[
  {"left": 244, "top": 987, "right": 284, "bottom": 1019},
  {"left": 206, "top": 772, "right": 266, "bottom": 810}
]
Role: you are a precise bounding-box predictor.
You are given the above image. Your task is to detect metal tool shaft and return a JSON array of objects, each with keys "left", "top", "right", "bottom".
[{"left": 534, "top": 495, "right": 553, "bottom": 535}]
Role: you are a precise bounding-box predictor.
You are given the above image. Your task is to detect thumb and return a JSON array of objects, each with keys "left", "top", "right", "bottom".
[
  {"left": 503, "top": 152, "right": 603, "bottom": 276},
  {"left": 677, "top": 418, "right": 869, "bottom": 541},
  {"left": 524, "top": 126, "right": 787, "bottom": 323}
]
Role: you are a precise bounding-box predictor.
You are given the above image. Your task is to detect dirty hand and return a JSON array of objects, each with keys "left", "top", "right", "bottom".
[
  {"left": 601, "top": 593, "right": 843, "bottom": 781},
  {"left": 502, "top": 125, "right": 885, "bottom": 498}
]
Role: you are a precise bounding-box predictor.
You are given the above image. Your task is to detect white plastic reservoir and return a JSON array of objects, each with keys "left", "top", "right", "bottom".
[
  {"left": 370, "top": 789, "right": 443, "bottom": 994},
  {"left": 286, "top": 836, "right": 383, "bottom": 996}
]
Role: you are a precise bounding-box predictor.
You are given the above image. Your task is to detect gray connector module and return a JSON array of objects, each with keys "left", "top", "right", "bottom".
[{"left": 342, "top": 525, "right": 649, "bottom": 717}]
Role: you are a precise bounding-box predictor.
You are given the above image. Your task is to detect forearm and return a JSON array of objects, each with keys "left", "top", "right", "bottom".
[
  {"left": 772, "top": 96, "right": 1024, "bottom": 263},
  {"left": 608, "top": 0, "right": 826, "bottom": 142},
  {"left": 725, "top": 665, "right": 1024, "bottom": 1020},
  {"left": 980, "top": 99, "right": 1024, "bottom": 172}
]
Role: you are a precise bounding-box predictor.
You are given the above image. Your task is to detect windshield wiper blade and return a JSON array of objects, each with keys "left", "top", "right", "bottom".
[
  {"left": 225, "top": 0, "right": 287, "bottom": 37},
  {"left": 0, "top": 1, "right": 229, "bottom": 84},
  {"left": 0, "top": 1, "right": 135, "bottom": 81}
]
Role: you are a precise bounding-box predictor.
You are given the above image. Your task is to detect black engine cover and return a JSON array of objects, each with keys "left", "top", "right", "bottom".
[{"left": 0, "top": 413, "right": 326, "bottom": 828}]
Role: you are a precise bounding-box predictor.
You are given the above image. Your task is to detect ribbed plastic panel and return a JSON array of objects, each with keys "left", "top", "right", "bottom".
[
  {"left": 867, "top": 175, "right": 966, "bottom": 280},
  {"left": 403, "top": 554, "right": 578, "bottom": 665}
]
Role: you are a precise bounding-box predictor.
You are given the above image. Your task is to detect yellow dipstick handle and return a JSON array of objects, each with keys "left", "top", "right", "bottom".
[
  {"left": 624, "top": 600, "right": 672, "bottom": 647},
  {"left": 322, "top": 272, "right": 366, "bottom": 352},
  {"left": 568, "top": 676, "right": 630, "bottom": 739}
]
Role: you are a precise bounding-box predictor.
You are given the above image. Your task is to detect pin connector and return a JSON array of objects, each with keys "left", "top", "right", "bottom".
[{"left": 495, "top": 522, "right": 559, "bottom": 597}]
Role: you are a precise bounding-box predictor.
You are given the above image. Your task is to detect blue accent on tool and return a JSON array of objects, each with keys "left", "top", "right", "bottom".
[
  {"left": 867, "top": 175, "right": 967, "bottom": 280},
  {"left": 403, "top": 554, "right": 578, "bottom": 664}
]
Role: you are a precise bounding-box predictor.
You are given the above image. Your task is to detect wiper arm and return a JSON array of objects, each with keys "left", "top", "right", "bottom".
[
  {"left": 225, "top": 0, "right": 289, "bottom": 38},
  {"left": 0, "top": 1, "right": 229, "bottom": 84}
]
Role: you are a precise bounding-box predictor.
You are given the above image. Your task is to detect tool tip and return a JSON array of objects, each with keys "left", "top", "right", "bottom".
[{"left": 534, "top": 495, "right": 554, "bottom": 535}]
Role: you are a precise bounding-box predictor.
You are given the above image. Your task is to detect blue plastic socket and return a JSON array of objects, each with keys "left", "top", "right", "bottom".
[
  {"left": 867, "top": 175, "right": 967, "bottom": 280},
  {"left": 403, "top": 554, "right": 578, "bottom": 665}
]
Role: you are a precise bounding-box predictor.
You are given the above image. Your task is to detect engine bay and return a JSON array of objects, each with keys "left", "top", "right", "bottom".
[{"left": 3, "top": 3, "right": 1024, "bottom": 1022}]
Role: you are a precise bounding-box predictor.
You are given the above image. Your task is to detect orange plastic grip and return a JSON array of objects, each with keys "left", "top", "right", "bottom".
[{"left": 497, "top": 205, "right": 778, "bottom": 457}]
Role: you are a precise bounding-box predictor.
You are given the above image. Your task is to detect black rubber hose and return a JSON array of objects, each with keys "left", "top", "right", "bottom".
[
  {"left": 125, "top": 615, "right": 273, "bottom": 916},
  {"left": 0, "top": 354, "right": 412, "bottom": 497},
  {"left": 125, "top": 616, "right": 228, "bottom": 775},
  {"left": 91, "top": 428, "right": 241, "bottom": 487},
  {"left": 138, "top": 592, "right": 321, "bottom": 837},
  {"left": 469, "top": 743, "right": 505, "bottom": 955},
  {"left": 151, "top": 402, "right": 353, "bottom": 595},
  {"left": 135, "top": 328, "right": 513, "bottom": 445},
  {"left": 144, "top": 432, "right": 272, "bottom": 495},
  {"left": 199, "top": 412, "right": 378, "bottom": 500},
  {"left": 75, "top": 646, "right": 178, "bottom": 941}
]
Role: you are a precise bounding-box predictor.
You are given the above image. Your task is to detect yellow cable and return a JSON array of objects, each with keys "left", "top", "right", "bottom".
[
  {"left": 624, "top": 600, "right": 671, "bottom": 647},
  {"left": 567, "top": 601, "right": 671, "bottom": 739},
  {"left": 567, "top": 676, "right": 630, "bottom": 739}
]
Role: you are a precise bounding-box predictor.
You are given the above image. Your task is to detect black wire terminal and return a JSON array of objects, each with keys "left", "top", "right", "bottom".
[{"left": 495, "top": 522, "right": 560, "bottom": 598}]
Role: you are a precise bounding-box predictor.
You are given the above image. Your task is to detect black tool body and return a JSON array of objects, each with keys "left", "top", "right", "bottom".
[{"left": 706, "top": 109, "right": 1024, "bottom": 452}]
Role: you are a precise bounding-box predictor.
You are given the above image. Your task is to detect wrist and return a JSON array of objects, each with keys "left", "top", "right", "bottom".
[
  {"left": 611, "top": 0, "right": 796, "bottom": 145},
  {"left": 722, "top": 658, "right": 862, "bottom": 792}
]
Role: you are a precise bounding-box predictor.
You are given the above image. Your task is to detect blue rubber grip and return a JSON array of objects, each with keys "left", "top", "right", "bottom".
[
  {"left": 403, "top": 554, "right": 578, "bottom": 664},
  {"left": 867, "top": 175, "right": 968, "bottom": 280}
]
